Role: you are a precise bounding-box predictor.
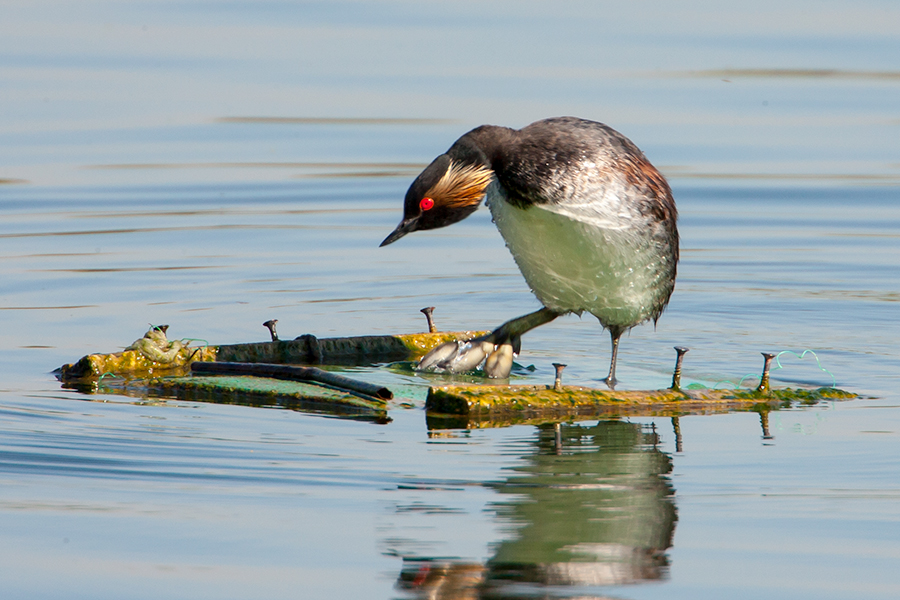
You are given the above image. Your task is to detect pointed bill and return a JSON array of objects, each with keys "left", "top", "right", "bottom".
[{"left": 379, "top": 217, "right": 419, "bottom": 247}]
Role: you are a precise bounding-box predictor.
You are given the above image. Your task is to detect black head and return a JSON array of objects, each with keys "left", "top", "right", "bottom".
[{"left": 380, "top": 154, "right": 493, "bottom": 246}]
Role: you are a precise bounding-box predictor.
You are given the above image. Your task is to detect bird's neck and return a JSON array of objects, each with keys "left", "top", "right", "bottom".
[{"left": 448, "top": 125, "right": 517, "bottom": 169}]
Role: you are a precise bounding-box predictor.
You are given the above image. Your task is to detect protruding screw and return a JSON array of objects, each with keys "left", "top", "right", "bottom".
[
  {"left": 757, "top": 352, "right": 776, "bottom": 392},
  {"left": 552, "top": 363, "right": 567, "bottom": 391},
  {"left": 420, "top": 307, "right": 437, "bottom": 333},
  {"left": 671, "top": 346, "right": 689, "bottom": 390},
  {"left": 263, "top": 319, "right": 279, "bottom": 342}
]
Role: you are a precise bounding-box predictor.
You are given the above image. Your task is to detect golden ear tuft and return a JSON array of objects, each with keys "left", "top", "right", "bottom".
[{"left": 426, "top": 161, "right": 493, "bottom": 209}]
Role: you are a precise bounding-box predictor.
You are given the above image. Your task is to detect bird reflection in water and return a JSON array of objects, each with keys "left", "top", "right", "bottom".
[{"left": 395, "top": 420, "right": 677, "bottom": 598}]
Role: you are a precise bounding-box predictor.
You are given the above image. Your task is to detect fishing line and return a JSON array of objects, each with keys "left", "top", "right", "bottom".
[
  {"left": 701, "top": 349, "right": 836, "bottom": 389},
  {"left": 774, "top": 349, "right": 835, "bottom": 388}
]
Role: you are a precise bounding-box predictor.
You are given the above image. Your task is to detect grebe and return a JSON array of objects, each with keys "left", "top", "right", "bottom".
[{"left": 380, "top": 117, "right": 678, "bottom": 386}]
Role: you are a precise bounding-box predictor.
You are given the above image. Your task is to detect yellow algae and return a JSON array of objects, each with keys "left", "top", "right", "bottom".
[
  {"left": 426, "top": 383, "right": 856, "bottom": 421},
  {"left": 60, "top": 325, "right": 217, "bottom": 380},
  {"left": 395, "top": 331, "right": 488, "bottom": 356},
  {"left": 60, "top": 346, "right": 217, "bottom": 380},
  {"left": 59, "top": 330, "right": 487, "bottom": 381}
]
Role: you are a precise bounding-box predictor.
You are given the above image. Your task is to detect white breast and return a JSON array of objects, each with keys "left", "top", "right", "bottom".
[{"left": 485, "top": 183, "right": 669, "bottom": 329}]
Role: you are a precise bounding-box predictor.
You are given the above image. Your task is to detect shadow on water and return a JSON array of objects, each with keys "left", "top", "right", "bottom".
[{"left": 396, "top": 420, "right": 676, "bottom": 598}]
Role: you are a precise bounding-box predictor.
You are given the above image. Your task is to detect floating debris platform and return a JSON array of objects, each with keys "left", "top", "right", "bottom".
[
  {"left": 58, "top": 326, "right": 486, "bottom": 380},
  {"left": 425, "top": 383, "right": 856, "bottom": 426},
  {"left": 56, "top": 321, "right": 857, "bottom": 425}
]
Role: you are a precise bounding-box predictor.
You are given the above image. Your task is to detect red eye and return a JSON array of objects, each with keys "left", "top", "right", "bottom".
[{"left": 419, "top": 197, "right": 435, "bottom": 211}]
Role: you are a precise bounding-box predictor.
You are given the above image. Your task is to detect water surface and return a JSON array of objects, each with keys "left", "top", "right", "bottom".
[{"left": 1, "top": 1, "right": 899, "bottom": 599}]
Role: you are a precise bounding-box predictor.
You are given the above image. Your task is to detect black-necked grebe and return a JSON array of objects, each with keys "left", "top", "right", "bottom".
[{"left": 380, "top": 117, "right": 678, "bottom": 386}]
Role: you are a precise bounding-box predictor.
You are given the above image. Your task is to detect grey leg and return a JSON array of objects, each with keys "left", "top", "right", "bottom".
[{"left": 604, "top": 326, "right": 624, "bottom": 389}]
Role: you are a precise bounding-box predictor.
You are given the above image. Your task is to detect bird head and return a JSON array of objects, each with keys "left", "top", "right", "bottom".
[{"left": 380, "top": 154, "right": 493, "bottom": 246}]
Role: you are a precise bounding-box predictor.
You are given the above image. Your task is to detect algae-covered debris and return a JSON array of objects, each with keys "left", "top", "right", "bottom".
[
  {"left": 58, "top": 327, "right": 487, "bottom": 381},
  {"left": 425, "top": 383, "right": 856, "bottom": 420},
  {"left": 214, "top": 331, "right": 488, "bottom": 364},
  {"left": 59, "top": 325, "right": 216, "bottom": 380},
  {"left": 57, "top": 325, "right": 859, "bottom": 426},
  {"left": 126, "top": 325, "right": 190, "bottom": 363}
]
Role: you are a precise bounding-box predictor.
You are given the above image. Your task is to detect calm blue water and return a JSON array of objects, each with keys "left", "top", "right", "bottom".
[{"left": 2, "top": 1, "right": 899, "bottom": 599}]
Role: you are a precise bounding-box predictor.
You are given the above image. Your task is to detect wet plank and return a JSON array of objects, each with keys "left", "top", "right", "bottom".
[
  {"left": 425, "top": 383, "right": 856, "bottom": 424},
  {"left": 58, "top": 330, "right": 487, "bottom": 380}
]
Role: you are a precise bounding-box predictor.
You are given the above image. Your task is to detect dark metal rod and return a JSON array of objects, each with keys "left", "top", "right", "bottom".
[
  {"left": 552, "top": 362, "right": 566, "bottom": 391},
  {"left": 191, "top": 361, "right": 392, "bottom": 401},
  {"left": 671, "top": 346, "right": 689, "bottom": 390},
  {"left": 420, "top": 307, "right": 437, "bottom": 333},
  {"left": 757, "top": 352, "right": 776, "bottom": 392}
]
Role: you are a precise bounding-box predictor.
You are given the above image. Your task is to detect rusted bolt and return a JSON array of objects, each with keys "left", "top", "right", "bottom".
[
  {"left": 420, "top": 306, "right": 437, "bottom": 333},
  {"left": 671, "top": 346, "right": 689, "bottom": 390},
  {"left": 552, "top": 362, "right": 567, "bottom": 391},
  {"left": 263, "top": 319, "right": 279, "bottom": 342},
  {"left": 757, "top": 352, "right": 776, "bottom": 392}
]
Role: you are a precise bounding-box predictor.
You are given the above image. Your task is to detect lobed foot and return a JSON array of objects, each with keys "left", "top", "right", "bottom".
[
  {"left": 416, "top": 336, "right": 518, "bottom": 378},
  {"left": 483, "top": 342, "right": 515, "bottom": 378}
]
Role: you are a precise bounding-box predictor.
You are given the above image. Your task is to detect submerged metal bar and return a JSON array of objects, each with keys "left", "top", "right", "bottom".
[{"left": 191, "top": 361, "right": 393, "bottom": 401}]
